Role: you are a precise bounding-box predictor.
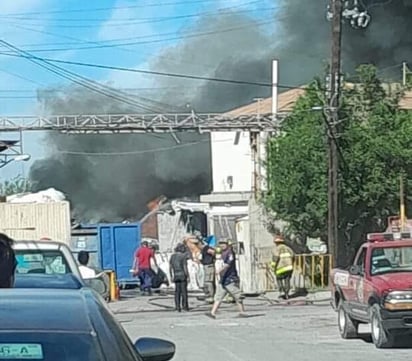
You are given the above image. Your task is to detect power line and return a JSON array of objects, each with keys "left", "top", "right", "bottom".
[
  {"left": 0, "top": 52, "right": 298, "bottom": 89},
  {"left": 0, "top": 3, "right": 273, "bottom": 29},
  {"left": 2, "top": 0, "right": 235, "bottom": 16},
  {"left": 0, "top": 68, "right": 45, "bottom": 86},
  {"left": 3, "top": 19, "right": 272, "bottom": 53},
  {"left": 56, "top": 138, "right": 232, "bottom": 156},
  {"left": 0, "top": 40, "right": 173, "bottom": 113},
  {"left": 1, "top": 1, "right": 262, "bottom": 23}
]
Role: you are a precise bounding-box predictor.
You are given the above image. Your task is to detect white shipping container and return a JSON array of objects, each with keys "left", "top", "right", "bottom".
[{"left": 0, "top": 201, "right": 71, "bottom": 244}]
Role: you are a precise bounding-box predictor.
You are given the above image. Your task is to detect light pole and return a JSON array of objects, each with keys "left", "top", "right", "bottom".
[{"left": 0, "top": 154, "right": 31, "bottom": 169}]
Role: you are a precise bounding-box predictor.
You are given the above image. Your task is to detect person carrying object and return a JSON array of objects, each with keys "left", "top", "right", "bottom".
[
  {"left": 169, "top": 243, "right": 190, "bottom": 312},
  {"left": 198, "top": 241, "right": 216, "bottom": 303},
  {"left": 0, "top": 233, "right": 17, "bottom": 288},
  {"left": 206, "top": 239, "right": 246, "bottom": 319},
  {"left": 133, "top": 241, "right": 155, "bottom": 296}
]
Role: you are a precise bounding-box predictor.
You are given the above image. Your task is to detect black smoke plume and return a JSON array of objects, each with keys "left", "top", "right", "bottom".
[{"left": 30, "top": 0, "right": 412, "bottom": 221}]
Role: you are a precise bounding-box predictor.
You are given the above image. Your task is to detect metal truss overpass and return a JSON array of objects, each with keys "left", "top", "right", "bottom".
[{"left": 0, "top": 112, "right": 287, "bottom": 133}]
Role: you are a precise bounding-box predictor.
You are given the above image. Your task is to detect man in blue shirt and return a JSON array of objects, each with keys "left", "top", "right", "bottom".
[{"left": 206, "top": 239, "right": 246, "bottom": 319}]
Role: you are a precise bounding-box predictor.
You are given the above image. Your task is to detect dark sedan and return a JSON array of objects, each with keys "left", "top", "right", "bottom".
[{"left": 0, "top": 288, "right": 175, "bottom": 361}]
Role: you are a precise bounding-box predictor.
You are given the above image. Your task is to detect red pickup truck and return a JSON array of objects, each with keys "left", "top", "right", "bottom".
[{"left": 330, "top": 231, "right": 412, "bottom": 348}]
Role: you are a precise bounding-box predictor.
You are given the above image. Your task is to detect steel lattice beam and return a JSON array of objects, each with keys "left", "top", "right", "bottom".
[{"left": 0, "top": 113, "right": 288, "bottom": 133}]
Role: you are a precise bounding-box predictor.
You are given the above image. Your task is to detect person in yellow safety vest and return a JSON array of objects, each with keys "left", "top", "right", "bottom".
[{"left": 271, "top": 234, "right": 295, "bottom": 300}]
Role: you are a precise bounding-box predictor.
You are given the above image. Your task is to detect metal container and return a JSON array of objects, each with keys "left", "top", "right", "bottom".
[
  {"left": 71, "top": 227, "right": 99, "bottom": 269},
  {"left": 98, "top": 223, "right": 141, "bottom": 287},
  {"left": 0, "top": 202, "right": 71, "bottom": 244}
]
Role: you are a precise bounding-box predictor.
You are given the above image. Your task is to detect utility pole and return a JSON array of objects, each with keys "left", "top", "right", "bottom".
[
  {"left": 402, "top": 62, "right": 409, "bottom": 87},
  {"left": 327, "top": 0, "right": 343, "bottom": 268}
]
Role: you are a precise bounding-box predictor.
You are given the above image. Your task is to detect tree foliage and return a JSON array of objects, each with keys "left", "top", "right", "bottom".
[
  {"left": 265, "top": 65, "right": 412, "bottom": 261},
  {"left": 0, "top": 176, "right": 32, "bottom": 196}
]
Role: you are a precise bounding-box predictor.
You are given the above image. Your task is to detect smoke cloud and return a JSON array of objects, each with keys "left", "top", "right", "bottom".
[{"left": 30, "top": 0, "right": 412, "bottom": 221}]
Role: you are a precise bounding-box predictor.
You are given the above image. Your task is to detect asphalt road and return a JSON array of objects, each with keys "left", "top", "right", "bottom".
[{"left": 112, "top": 294, "right": 412, "bottom": 361}]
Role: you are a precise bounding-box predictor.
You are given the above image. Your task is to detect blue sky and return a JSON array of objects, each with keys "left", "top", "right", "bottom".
[{"left": 0, "top": 0, "right": 275, "bottom": 180}]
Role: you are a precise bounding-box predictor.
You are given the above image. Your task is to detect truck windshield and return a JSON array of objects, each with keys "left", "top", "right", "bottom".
[
  {"left": 371, "top": 246, "right": 412, "bottom": 275},
  {"left": 15, "top": 250, "right": 70, "bottom": 275}
]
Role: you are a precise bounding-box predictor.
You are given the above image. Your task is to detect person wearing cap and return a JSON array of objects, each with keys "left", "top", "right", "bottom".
[
  {"left": 271, "top": 234, "right": 295, "bottom": 300},
  {"left": 206, "top": 239, "right": 246, "bottom": 319}
]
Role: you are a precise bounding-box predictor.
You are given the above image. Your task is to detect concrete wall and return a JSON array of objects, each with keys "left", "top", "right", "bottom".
[
  {"left": 210, "top": 132, "right": 251, "bottom": 193},
  {"left": 246, "top": 198, "right": 274, "bottom": 294},
  {"left": 157, "top": 212, "right": 187, "bottom": 252}
]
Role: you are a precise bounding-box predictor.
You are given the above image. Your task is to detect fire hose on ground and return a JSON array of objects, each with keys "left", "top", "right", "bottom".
[{"left": 113, "top": 288, "right": 332, "bottom": 315}]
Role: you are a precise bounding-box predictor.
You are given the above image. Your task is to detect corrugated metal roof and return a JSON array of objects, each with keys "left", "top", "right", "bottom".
[{"left": 224, "top": 84, "right": 412, "bottom": 115}]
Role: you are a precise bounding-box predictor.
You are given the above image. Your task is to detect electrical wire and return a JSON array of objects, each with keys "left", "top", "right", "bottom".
[
  {"left": 2, "top": 19, "right": 272, "bottom": 53},
  {"left": 0, "top": 51, "right": 301, "bottom": 90},
  {"left": 0, "top": 86, "right": 201, "bottom": 93},
  {"left": 0, "top": 40, "right": 174, "bottom": 113},
  {"left": 362, "top": 0, "right": 394, "bottom": 10},
  {"left": 0, "top": 1, "right": 262, "bottom": 23},
  {"left": 56, "top": 138, "right": 233, "bottom": 156},
  {"left": 2, "top": 0, "right": 244, "bottom": 16},
  {"left": 0, "top": 68, "right": 45, "bottom": 86},
  {"left": 0, "top": 4, "right": 275, "bottom": 28}
]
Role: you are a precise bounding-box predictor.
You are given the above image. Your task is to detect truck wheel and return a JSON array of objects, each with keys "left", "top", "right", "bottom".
[
  {"left": 338, "top": 301, "right": 358, "bottom": 339},
  {"left": 370, "top": 304, "right": 394, "bottom": 348}
]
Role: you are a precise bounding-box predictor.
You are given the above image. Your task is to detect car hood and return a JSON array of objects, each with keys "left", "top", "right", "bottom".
[{"left": 373, "top": 272, "right": 412, "bottom": 292}]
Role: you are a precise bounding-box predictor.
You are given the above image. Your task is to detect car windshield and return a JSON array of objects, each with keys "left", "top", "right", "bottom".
[
  {"left": 15, "top": 250, "right": 71, "bottom": 275},
  {"left": 0, "top": 332, "right": 103, "bottom": 361},
  {"left": 371, "top": 246, "right": 412, "bottom": 275}
]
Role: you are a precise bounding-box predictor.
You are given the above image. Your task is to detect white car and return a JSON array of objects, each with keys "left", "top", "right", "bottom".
[
  {"left": 12, "top": 240, "right": 109, "bottom": 299},
  {"left": 13, "top": 240, "right": 82, "bottom": 279}
]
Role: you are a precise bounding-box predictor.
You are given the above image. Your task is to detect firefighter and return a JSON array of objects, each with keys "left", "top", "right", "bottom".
[{"left": 271, "top": 234, "right": 295, "bottom": 300}]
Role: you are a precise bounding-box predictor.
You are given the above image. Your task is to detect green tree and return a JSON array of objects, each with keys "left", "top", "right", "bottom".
[
  {"left": 265, "top": 65, "right": 412, "bottom": 264},
  {"left": 0, "top": 176, "right": 32, "bottom": 196}
]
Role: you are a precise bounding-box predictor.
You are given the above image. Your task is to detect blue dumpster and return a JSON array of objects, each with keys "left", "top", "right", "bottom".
[{"left": 98, "top": 223, "right": 141, "bottom": 287}]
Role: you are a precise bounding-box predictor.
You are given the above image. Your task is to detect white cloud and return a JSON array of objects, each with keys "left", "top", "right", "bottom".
[
  {"left": 98, "top": 0, "right": 157, "bottom": 42},
  {"left": 104, "top": 60, "right": 155, "bottom": 89}
]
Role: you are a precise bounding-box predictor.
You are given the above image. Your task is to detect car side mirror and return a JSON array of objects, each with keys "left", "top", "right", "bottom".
[
  {"left": 349, "top": 265, "right": 362, "bottom": 276},
  {"left": 83, "top": 278, "right": 107, "bottom": 295},
  {"left": 134, "top": 338, "right": 176, "bottom": 361}
]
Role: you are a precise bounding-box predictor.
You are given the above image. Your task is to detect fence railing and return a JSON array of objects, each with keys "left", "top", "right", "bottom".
[{"left": 263, "top": 253, "right": 332, "bottom": 291}]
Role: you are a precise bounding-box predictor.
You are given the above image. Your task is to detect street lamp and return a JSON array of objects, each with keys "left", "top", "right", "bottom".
[{"left": 0, "top": 154, "right": 31, "bottom": 169}]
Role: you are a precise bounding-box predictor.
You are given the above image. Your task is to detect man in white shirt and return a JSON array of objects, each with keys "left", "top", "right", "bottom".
[{"left": 77, "top": 251, "right": 97, "bottom": 279}]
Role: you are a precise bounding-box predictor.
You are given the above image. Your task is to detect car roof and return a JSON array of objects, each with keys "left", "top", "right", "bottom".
[
  {"left": 368, "top": 240, "right": 412, "bottom": 248},
  {"left": 0, "top": 289, "right": 95, "bottom": 333},
  {"left": 14, "top": 274, "right": 84, "bottom": 290},
  {"left": 13, "top": 240, "right": 70, "bottom": 250}
]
